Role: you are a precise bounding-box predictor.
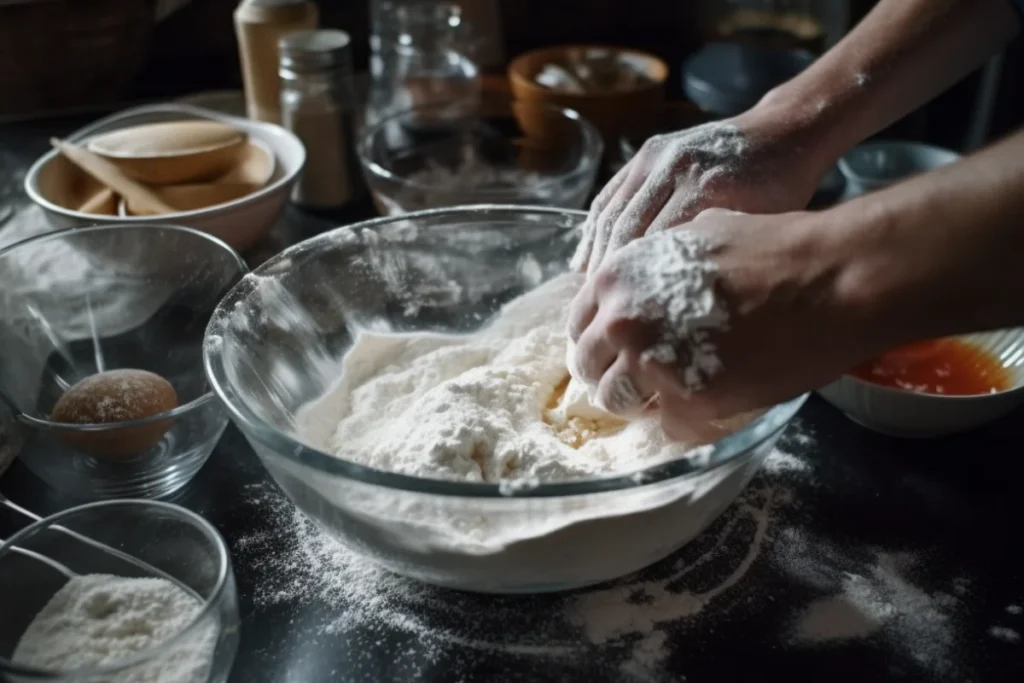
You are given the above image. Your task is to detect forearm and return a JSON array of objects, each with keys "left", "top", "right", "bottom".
[
  {"left": 828, "top": 128, "right": 1024, "bottom": 346},
  {"left": 750, "top": 0, "right": 1020, "bottom": 174}
]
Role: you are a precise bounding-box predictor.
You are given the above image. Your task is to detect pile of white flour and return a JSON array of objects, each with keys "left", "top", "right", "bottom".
[
  {"left": 297, "top": 272, "right": 747, "bottom": 485},
  {"left": 12, "top": 574, "right": 215, "bottom": 682}
]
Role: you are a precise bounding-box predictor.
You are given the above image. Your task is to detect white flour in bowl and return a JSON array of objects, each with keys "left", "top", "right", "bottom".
[
  {"left": 291, "top": 270, "right": 760, "bottom": 589},
  {"left": 296, "top": 272, "right": 748, "bottom": 485},
  {"left": 12, "top": 574, "right": 215, "bottom": 682}
]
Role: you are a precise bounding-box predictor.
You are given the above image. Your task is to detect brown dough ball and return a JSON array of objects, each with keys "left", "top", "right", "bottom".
[{"left": 51, "top": 369, "right": 178, "bottom": 460}]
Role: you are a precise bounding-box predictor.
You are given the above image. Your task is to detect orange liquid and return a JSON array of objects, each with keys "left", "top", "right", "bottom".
[{"left": 850, "top": 338, "right": 1010, "bottom": 396}]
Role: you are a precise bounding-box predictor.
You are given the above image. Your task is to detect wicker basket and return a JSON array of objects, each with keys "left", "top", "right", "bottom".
[{"left": 0, "top": 0, "right": 154, "bottom": 116}]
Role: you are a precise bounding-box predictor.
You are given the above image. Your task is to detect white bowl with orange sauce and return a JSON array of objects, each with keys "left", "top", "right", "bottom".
[{"left": 818, "top": 329, "right": 1024, "bottom": 438}]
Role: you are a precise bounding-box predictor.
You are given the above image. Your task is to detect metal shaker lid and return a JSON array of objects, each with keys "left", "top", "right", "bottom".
[{"left": 279, "top": 29, "right": 353, "bottom": 73}]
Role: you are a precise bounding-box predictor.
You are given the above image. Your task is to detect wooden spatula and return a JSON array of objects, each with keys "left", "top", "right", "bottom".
[{"left": 50, "top": 138, "right": 175, "bottom": 215}]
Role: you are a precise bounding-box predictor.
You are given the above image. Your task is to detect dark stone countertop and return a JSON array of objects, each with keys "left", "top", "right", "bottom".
[{"left": 1, "top": 111, "right": 1022, "bottom": 683}]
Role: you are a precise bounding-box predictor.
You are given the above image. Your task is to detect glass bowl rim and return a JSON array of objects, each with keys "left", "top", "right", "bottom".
[
  {"left": 0, "top": 222, "right": 249, "bottom": 431},
  {"left": 0, "top": 498, "right": 232, "bottom": 679},
  {"left": 357, "top": 99, "right": 604, "bottom": 196},
  {"left": 203, "top": 204, "right": 808, "bottom": 499}
]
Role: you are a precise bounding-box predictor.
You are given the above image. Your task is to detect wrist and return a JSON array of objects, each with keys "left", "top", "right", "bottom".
[
  {"left": 739, "top": 91, "right": 845, "bottom": 192},
  {"left": 800, "top": 201, "right": 923, "bottom": 356},
  {"left": 815, "top": 194, "right": 966, "bottom": 353}
]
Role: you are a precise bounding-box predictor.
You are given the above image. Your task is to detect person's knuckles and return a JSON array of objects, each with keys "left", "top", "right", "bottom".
[
  {"left": 594, "top": 352, "right": 653, "bottom": 417},
  {"left": 587, "top": 220, "right": 614, "bottom": 274},
  {"left": 590, "top": 262, "right": 621, "bottom": 292},
  {"left": 596, "top": 370, "right": 647, "bottom": 417},
  {"left": 572, "top": 326, "right": 619, "bottom": 382},
  {"left": 600, "top": 310, "right": 659, "bottom": 358}
]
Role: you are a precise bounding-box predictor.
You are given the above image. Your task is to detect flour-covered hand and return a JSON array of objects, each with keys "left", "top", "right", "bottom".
[
  {"left": 571, "top": 111, "right": 829, "bottom": 276},
  {"left": 568, "top": 209, "right": 883, "bottom": 439}
]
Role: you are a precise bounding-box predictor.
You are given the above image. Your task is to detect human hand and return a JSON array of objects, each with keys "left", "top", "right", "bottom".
[
  {"left": 567, "top": 208, "right": 886, "bottom": 440},
  {"left": 571, "top": 110, "right": 832, "bottom": 276}
]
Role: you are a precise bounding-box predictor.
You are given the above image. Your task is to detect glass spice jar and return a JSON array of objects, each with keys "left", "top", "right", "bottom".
[{"left": 279, "top": 29, "right": 364, "bottom": 210}]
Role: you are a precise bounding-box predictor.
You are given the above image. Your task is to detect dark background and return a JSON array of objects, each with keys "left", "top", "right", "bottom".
[{"left": 2, "top": 0, "right": 1022, "bottom": 150}]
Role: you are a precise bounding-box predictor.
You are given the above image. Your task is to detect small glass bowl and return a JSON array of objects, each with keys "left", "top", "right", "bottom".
[
  {"left": 0, "top": 499, "right": 239, "bottom": 682},
  {"left": 358, "top": 98, "right": 603, "bottom": 215},
  {"left": 0, "top": 224, "right": 247, "bottom": 499},
  {"left": 365, "top": 44, "right": 481, "bottom": 130}
]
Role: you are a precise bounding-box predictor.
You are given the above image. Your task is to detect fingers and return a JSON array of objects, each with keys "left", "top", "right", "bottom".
[
  {"left": 571, "top": 162, "right": 632, "bottom": 273},
  {"left": 601, "top": 178, "right": 674, "bottom": 258},
  {"left": 646, "top": 194, "right": 748, "bottom": 236},
  {"left": 593, "top": 351, "right": 654, "bottom": 418},
  {"left": 636, "top": 356, "right": 721, "bottom": 442},
  {"left": 572, "top": 296, "right": 646, "bottom": 381},
  {"left": 569, "top": 216, "right": 596, "bottom": 272},
  {"left": 567, "top": 279, "right": 598, "bottom": 342},
  {"left": 587, "top": 167, "right": 649, "bottom": 277},
  {"left": 646, "top": 192, "right": 703, "bottom": 234},
  {"left": 656, "top": 391, "right": 732, "bottom": 444}
]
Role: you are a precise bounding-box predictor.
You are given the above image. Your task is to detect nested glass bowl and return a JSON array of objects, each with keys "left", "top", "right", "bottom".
[
  {"left": 0, "top": 224, "right": 246, "bottom": 499},
  {"left": 0, "top": 499, "right": 239, "bottom": 682},
  {"left": 359, "top": 99, "right": 603, "bottom": 215},
  {"left": 203, "top": 206, "right": 806, "bottom": 593}
]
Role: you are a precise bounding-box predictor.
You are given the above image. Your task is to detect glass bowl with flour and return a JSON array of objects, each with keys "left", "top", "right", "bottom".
[
  {"left": 204, "top": 206, "right": 806, "bottom": 593},
  {"left": 0, "top": 500, "right": 238, "bottom": 681}
]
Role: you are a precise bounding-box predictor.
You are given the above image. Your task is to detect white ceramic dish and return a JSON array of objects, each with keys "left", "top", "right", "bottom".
[
  {"left": 24, "top": 103, "right": 305, "bottom": 251},
  {"left": 818, "top": 329, "right": 1024, "bottom": 438}
]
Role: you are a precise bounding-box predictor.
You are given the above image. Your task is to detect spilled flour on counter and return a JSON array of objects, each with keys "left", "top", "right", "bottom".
[
  {"left": 234, "top": 425, "right": 810, "bottom": 680},
  {"left": 233, "top": 421, "right": 988, "bottom": 680},
  {"left": 236, "top": 465, "right": 785, "bottom": 681},
  {"left": 781, "top": 530, "right": 976, "bottom": 677},
  {"left": 988, "top": 626, "right": 1021, "bottom": 644}
]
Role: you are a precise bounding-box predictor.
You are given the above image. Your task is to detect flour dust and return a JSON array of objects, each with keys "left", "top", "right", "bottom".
[{"left": 231, "top": 422, "right": 988, "bottom": 681}]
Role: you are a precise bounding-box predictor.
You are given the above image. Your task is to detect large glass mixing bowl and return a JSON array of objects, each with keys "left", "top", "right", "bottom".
[{"left": 203, "top": 206, "right": 807, "bottom": 593}]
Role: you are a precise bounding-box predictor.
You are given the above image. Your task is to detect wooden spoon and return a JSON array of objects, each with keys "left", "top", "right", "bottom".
[
  {"left": 50, "top": 138, "right": 174, "bottom": 215},
  {"left": 215, "top": 139, "right": 275, "bottom": 186},
  {"left": 121, "top": 181, "right": 261, "bottom": 216},
  {"left": 76, "top": 188, "right": 118, "bottom": 215}
]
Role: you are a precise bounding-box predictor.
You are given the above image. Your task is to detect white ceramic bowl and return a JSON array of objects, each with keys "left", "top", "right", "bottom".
[
  {"left": 818, "top": 329, "right": 1024, "bottom": 438},
  {"left": 24, "top": 103, "right": 305, "bottom": 252}
]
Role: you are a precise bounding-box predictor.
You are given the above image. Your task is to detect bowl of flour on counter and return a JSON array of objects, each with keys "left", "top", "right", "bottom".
[
  {"left": 0, "top": 499, "right": 238, "bottom": 681},
  {"left": 204, "top": 205, "right": 807, "bottom": 593}
]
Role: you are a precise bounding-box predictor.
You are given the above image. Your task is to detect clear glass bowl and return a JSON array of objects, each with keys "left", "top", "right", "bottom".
[
  {"left": 365, "top": 44, "right": 481, "bottom": 130},
  {"left": 0, "top": 499, "right": 239, "bottom": 681},
  {"left": 203, "top": 206, "right": 806, "bottom": 593},
  {"left": 358, "top": 98, "right": 603, "bottom": 215},
  {"left": 0, "top": 224, "right": 247, "bottom": 499}
]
